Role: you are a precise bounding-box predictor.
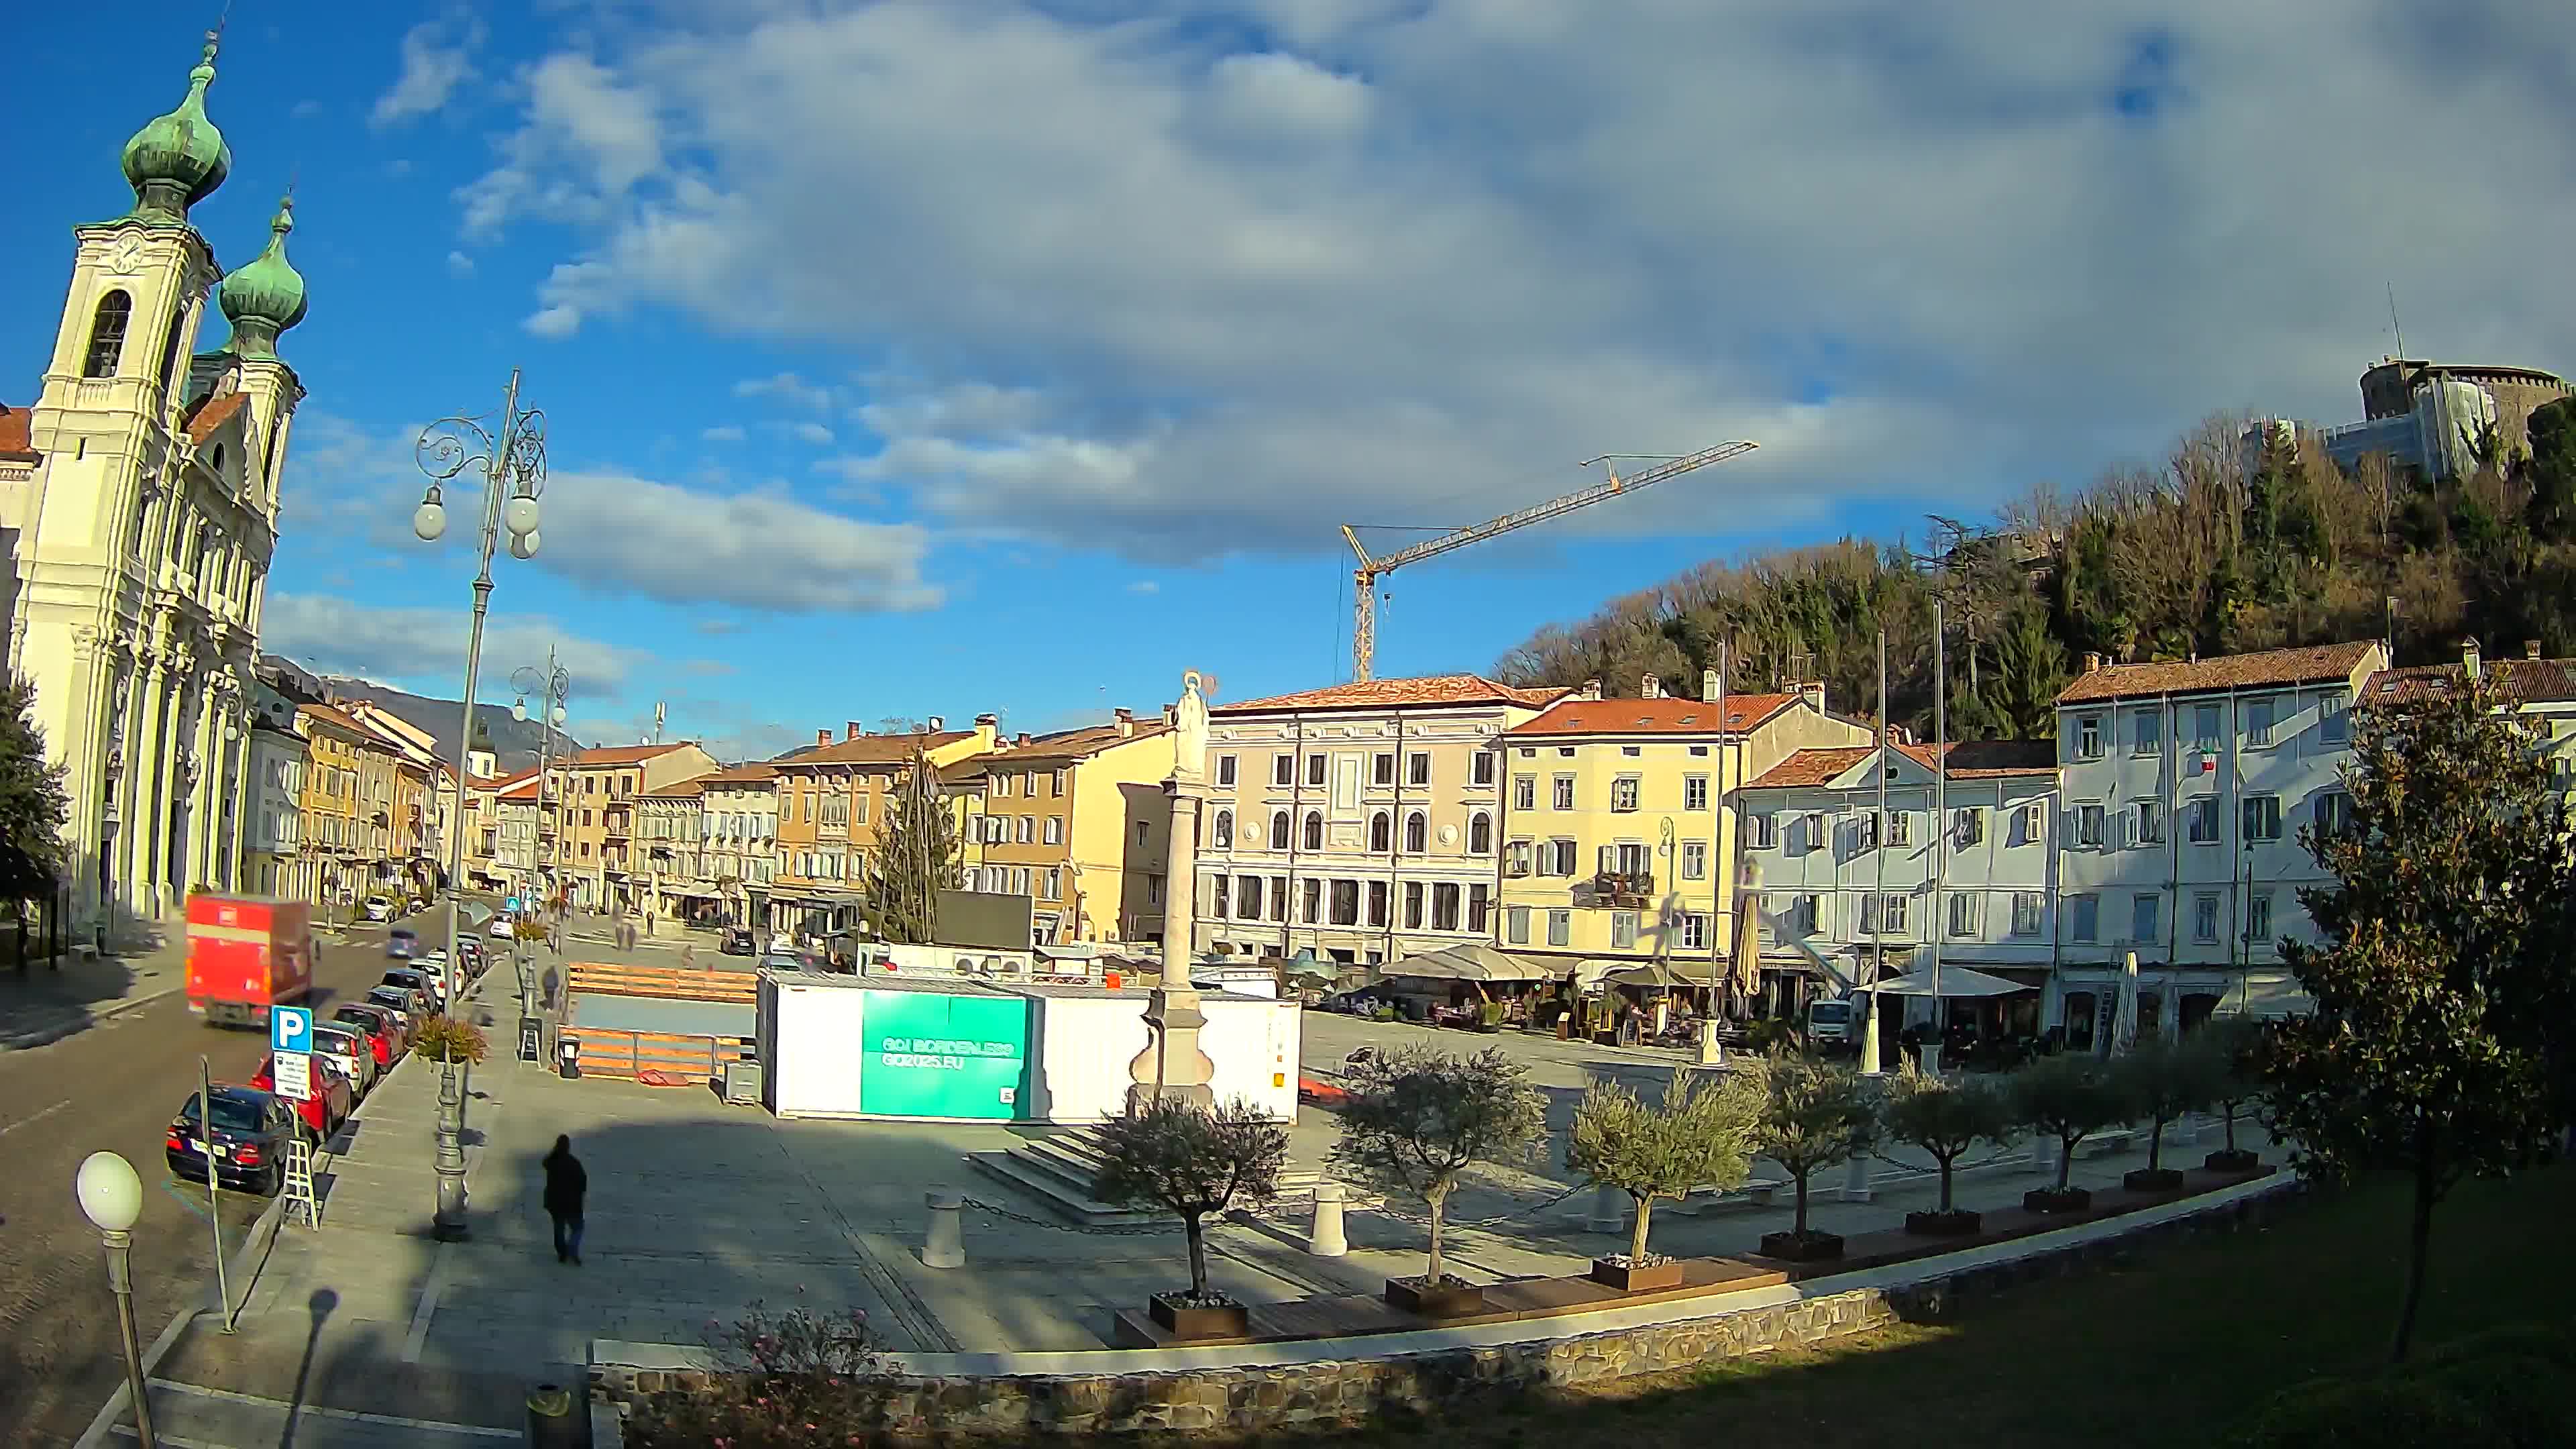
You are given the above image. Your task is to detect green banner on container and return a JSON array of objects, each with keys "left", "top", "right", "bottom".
[{"left": 859, "top": 991, "right": 1029, "bottom": 1120}]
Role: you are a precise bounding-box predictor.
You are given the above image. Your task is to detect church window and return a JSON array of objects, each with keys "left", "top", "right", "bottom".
[
  {"left": 155, "top": 301, "right": 186, "bottom": 396},
  {"left": 83, "top": 290, "right": 132, "bottom": 378}
]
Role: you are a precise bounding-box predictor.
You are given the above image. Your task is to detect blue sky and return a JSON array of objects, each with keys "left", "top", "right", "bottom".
[{"left": 8, "top": 2, "right": 2573, "bottom": 761}]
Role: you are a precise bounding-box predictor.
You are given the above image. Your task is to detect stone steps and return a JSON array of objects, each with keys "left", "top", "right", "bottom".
[{"left": 967, "top": 1124, "right": 1324, "bottom": 1226}]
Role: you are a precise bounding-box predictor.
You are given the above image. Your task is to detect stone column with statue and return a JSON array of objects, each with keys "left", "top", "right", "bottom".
[{"left": 1127, "top": 671, "right": 1218, "bottom": 1114}]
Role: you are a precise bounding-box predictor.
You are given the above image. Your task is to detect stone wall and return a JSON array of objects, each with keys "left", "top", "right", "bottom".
[{"left": 594, "top": 1178, "right": 2303, "bottom": 1442}]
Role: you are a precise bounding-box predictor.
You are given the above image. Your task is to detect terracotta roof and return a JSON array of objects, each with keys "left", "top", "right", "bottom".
[
  {"left": 0, "top": 402, "right": 37, "bottom": 462},
  {"left": 1748, "top": 739, "right": 2057, "bottom": 790},
  {"left": 1215, "top": 674, "right": 1570, "bottom": 715},
  {"left": 700, "top": 763, "right": 780, "bottom": 786},
  {"left": 772, "top": 730, "right": 973, "bottom": 770},
  {"left": 494, "top": 773, "right": 543, "bottom": 800},
  {"left": 1504, "top": 693, "right": 1799, "bottom": 737},
  {"left": 296, "top": 702, "right": 367, "bottom": 736},
  {"left": 2055, "top": 641, "right": 2383, "bottom": 705},
  {"left": 945, "top": 721, "right": 1173, "bottom": 777},
  {"left": 568, "top": 743, "right": 700, "bottom": 767},
  {"left": 2365, "top": 658, "right": 2576, "bottom": 706},
  {"left": 183, "top": 391, "right": 249, "bottom": 444},
  {"left": 643, "top": 777, "right": 710, "bottom": 800},
  {"left": 477, "top": 766, "right": 539, "bottom": 792}
]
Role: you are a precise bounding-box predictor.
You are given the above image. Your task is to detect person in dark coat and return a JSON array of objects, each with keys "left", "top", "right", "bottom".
[{"left": 543, "top": 1134, "right": 588, "bottom": 1265}]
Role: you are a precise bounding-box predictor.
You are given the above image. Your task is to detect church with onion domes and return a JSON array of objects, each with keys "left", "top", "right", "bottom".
[{"left": 0, "top": 28, "right": 311, "bottom": 934}]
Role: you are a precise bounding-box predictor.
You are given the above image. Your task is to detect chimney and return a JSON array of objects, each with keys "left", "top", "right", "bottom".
[
  {"left": 2463, "top": 637, "right": 2482, "bottom": 682},
  {"left": 845, "top": 721, "right": 863, "bottom": 741},
  {"left": 1163, "top": 703, "right": 1177, "bottom": 728},
  {"left": 1016, "top": 732, "right": 1032, "bottom": 747},
  {"left": 1640, "top": 674, "right": 1663, "bottom": 700},
  {"left": 971, "top": 712, "right": 1000, "bottom": 750},
  {"left": 816, "top": 729, "right": 831, "bottom": 747},
  {"left": 2083, "top": 651, "right": 2103, "bottom": 674},
  {"left": 2528, "top": 639, "right": 2543, "bottom": 661},
  {"left": 1701, "top": 667, "right": 1719, "bottom": 702},
  {"left": 1800, "top": 681, "right": 1825, "bottom": 714},
  {"left": 1113, "top": 706, "right": 1135, "bottom": 737},
  {"left": 926, "top": 714, "right": 945, "bottom": 732},
  {"left": 1577, "top": 678, "right": 1604, "bottom": 702}
]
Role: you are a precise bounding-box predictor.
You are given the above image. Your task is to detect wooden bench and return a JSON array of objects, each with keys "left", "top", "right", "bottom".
[
  {"left": 2076, "top": 1128, "right": 2144, "bottom": 1159},
  {"left": 564, "top": 963, "right": 757, "bottom": 1005},
  {"left": 564, "top": 1027, "right": 754, "bottom": 1085},
  {"left": 1670, "top": 1175, "right": 1792, "bottom": 1214}
]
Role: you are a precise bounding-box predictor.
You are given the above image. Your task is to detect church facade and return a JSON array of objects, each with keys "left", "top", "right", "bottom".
[{"left": 1, "top": 32, "right": 310, "bottom": 935}]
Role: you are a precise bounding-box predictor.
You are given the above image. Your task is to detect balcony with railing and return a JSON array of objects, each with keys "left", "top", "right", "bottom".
[{"left": 1587, "top": 869, "right": 1654, "bottom": 907}]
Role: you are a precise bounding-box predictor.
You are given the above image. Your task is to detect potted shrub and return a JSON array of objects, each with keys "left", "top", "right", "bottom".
[
  {"left": 1880, "top": 1066, "right": 2015, "bottom": 1236},
  {"left": 1566, "top": 1071, "right": 1762, "bottom": 1291},
  {"left": 2196, "top": 1016, "right": 2265, "bottom": 1173},
  {"left": 2112, "top": 1036, "right": 2213, "bottom": 1192},
  {"left": 1750, "top": 1055, "right": 1880, "bottom": 1262},
  {"left": 1330, "top": 1046, "right": 1548, "bottom": 1317},
  {"left": 414, "top": 1014, "right": 489, "bottom": 1066},
  {"left": 2008, "top": 1052, "right": 2129, "bottom": 1213},
  {"left": 1091, "top": 1096, "right": 1290, "bottom": 1340}
]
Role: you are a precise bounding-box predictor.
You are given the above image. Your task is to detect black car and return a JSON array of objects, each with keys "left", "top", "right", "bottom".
[
  {"left": 720, "top": 928, "right": 757, "bottom": 956},
  {"left": 166, "top": 1085, "right": 301, "bottom": 1195}
]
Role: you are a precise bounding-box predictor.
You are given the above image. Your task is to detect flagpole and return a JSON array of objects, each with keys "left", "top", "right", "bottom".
[
  {"left": 1864, "top": 628, "right": 1888, "bottom": 1075},
  {"left": 1933, "top": 602, "right": 1947, "bottom": 1008}
]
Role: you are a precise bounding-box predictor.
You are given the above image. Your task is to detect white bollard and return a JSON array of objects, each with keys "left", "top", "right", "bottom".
[
  {"left": 1698, "top": 1020, "right": 1725, "bottom": 1066},
  {"left": 1308, "top": 1183, "right": 1348, "bottom": 1257},
  {"left": 1585, "top": 1183, "right": 1627, "bottom": 1234},
  {"left": 1919, "top": 1042, "right": 1943, "bottom": 1079},
  {"left": 922, "top": 1190, "right": 966, "bottom": 1269},
  {"left": 1839, "top": 1153, "right": 1874, "bottom": 1203},
  {"left": 2031, "top": 1132, "right": 2061, "bottom": 1181}
]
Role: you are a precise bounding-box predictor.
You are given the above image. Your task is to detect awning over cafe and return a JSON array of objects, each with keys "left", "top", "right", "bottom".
[
  {"left": 1379, "top": 943, "right": 1552, "bottom": 983},
  {"left": 1862, "top": 964, "right": 2031, "bottom": 998}
]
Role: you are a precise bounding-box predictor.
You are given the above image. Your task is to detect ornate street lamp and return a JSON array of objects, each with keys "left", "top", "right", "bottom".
[
  {"left": 76, "top": 1150, "right": 155, "bottom": 1449},
  {"left": 412, "top": 370, "right": 546, "bottom": 1242}
]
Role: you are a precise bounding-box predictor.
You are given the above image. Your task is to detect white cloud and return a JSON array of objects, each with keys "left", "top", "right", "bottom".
[
  {"left": 466, "top": 3, "right": 2576, "bottom": 558},
  {"left": 371, "top": 14, "right": 487, "bottom": 129},
  {"left": 446, "top": 250, "right": 475, "bottom": 278},
  {"left": 291, "top": 99, "right": 324, "bottom": 121},
  {"left": 525, "top": 306, "right": 582, "bottom": 339},
  {"left": 735, "top": 372, "right": 837, "bottom": 412},
  {"left": 1126, "top": 579, "right": 1160, "bottom": 594},
  {"left": 701, "top": 424, "right": 747, "bottom": 443},
  {"left": 263, "top": 595, "right": 650, "bottom": 698},
  {"left": 790, "top": 421, "right": 835, "bottom": 445}
]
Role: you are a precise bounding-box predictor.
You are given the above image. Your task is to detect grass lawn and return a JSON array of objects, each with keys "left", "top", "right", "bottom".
[{"left": 1247, "top": 1165, "right": 2575, "bottom": 1449}]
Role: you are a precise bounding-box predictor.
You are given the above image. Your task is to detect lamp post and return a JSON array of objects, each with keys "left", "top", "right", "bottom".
[
  {"left": 412, "top": 370, "right": 547, "bottom": 1242},
  {"left": 511, "top": 656, "right": 570, "bottom": 1006},
  {"left": 76, "top": 1150, "right": 156, "bottom": 1449}
]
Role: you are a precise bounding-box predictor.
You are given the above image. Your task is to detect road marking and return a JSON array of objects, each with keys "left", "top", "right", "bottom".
[
  {"left": 145, "top": 1379, "right": 521, "bottom": 1438},
  {"left": 400, "top": 1240, "right": 455, "bottom": 1362},
  {"left": 0, "top": 1098, "right": 71, "bottom": 1134}
]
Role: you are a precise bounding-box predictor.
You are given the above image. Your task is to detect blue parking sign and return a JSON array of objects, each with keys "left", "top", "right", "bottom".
[
  {"left": 505, "top": 896, "right": 523, "bottom": 913},
  {"left": 272, "top": 1005, "right": 313, "bottom": 1055}
]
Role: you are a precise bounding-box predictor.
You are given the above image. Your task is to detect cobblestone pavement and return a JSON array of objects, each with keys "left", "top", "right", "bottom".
[{"left": 0, "top": 906, "right": 450, "bottom": 1448}]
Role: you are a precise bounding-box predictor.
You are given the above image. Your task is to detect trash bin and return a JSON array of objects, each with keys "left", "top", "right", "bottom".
[{"left": 524, "top": 1383, "right": 582, "bottom": 1448}]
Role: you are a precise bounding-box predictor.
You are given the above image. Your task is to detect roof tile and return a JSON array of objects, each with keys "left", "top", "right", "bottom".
[
  {"left": 771, "top": 730, "right": 973, "bottom": 770},
  {"left": 2055, "top": 641, "right": 2383, "bottom": 705},
  {"left": 183, "top": 391, "right": 249, "bottom": 445},
  {"left": 2365, "top": 657, "right": 2576, "bottom": 706},
  {"left": 0, "top": 402, "right": 38, "bottom": 462},
  {"left": 1748, "top": 739, "right": 2057, "bottom": 790},
  {"left": 1215, "top": 674, "right": 1569, "bottom": 715},
  {"left": 1504, "top": 693, "right": 1799, "bottom": 737},
  {"left": 568, "top": 743, "right": 702, "bottom": 767}
]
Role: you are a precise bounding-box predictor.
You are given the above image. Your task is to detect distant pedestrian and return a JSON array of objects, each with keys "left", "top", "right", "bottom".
[{"left": 543, "top": 1134, "right": 587, "bottom": 1265}]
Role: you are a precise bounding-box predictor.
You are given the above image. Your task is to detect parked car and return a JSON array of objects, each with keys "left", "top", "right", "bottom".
[
  {"left": 309, "top": 1022, "right": 379, "bottom": 1097},
  {"left": 364, "top": 985, "right": 428, "bottom": 1034},
  {"left": 455, "top": 939, "right": 486, "bottom": 976},
  {"left": 760, "top": 952, "right": 809, "bottom": 974},
  {"left": 381, "top": 969, "right": 445, "bottom": 1013},
  {"left": 166, "top": 1086, "right": 299, "bottom": 1195},
  {"left": 364, "top": 896, "right": 395, "bottom": 923},
  {"left": 720, "top": 928, "right": 757, "bottom": 957},
  {"left": 331, "top": 1003, "right": 407, "bottom": 1065},
  {"left": 488, "top": 915, "right": 516, "bottom": 940},
  {"left": 387, "top": 926, "right": 419, "bottom": 959},
  {"left": 249, "top": 1053, "right": 354, "bottom": 1142}
]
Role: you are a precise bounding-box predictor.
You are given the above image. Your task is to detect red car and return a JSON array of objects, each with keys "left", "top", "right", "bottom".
[
  {"left": 330, "top": 1003, "right": 405, "bottom": 1069},
  {"left": 248, "top": 1054, "right": 354, "bottom": 1142}
]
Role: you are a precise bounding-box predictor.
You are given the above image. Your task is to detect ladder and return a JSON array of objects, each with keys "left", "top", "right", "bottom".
[{"left": 281, "top": 1137, "right": 322, "bottom": 1228}]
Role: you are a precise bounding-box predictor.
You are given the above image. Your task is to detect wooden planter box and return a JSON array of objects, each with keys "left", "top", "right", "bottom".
[
  {"left": 2204, "top": 1148, "right": 2262, "bottom": 1175},
  {"left": 1147, "top": 1293, "right": 1249, "bottom": 1340},
  {"left": 1384, "top": 1276, "right": 1487, "bottom": 1318},
  {"left": 1758, "top": 1230, "right": 1845, "bottom": 1263},
  {"left": 2024, "top": 1187, "right": 2093, "bottom": 1215},
  {"left": 1903, "top": 1209, "right": 1984, "bottom": 1237},
  {"left": 1588, "top": 1256, "right": 1686, "bottom": 1293},
  {"left": 2123, "top": 1167, "right": 2186, "bottom": 1192}
]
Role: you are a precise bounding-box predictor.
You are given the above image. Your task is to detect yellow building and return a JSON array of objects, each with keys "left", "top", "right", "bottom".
[
  {"left": 946, "top": 708, "right": 1176, "bottom": 944},
  {"left": 1494, "top": 676, "right": 1868, "bottom": 979},
  {"left": 294, "top": 704, "right": 369, "bottom": 914},
  {"left": 771, "top": 718, "right": 997, "bottom": 938}
]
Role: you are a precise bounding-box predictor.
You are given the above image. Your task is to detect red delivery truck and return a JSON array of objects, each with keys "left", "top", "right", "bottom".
[{"left": 185, "top": 893, "right": 315, "bottom": 1028}]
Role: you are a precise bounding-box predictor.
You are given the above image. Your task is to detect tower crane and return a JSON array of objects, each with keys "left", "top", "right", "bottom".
[{"left": 1339, "top": 440, "right": 1760, "bottom": 682}]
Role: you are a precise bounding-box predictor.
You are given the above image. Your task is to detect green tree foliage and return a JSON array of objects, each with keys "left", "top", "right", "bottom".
[
  {"left": 1566, "top": 1071, "right": 1763, "bottom": 1263},
  {"left": 2008, "top": 1053, "right": 2131, "bottom": 1193},
  {"left": 1495, "top": 413, "right": 2575, "bottom": 733},
  {"left": 1092, "top": 1097, "right": 1290, "bottom": 1302},
  {"left": 857, "top": 746, "right": 959, "bottom": 944},
  {"left": 2193, "top": 1015, "right": 2265, "bottom": 1158},
  {"left": 1328, "top": 1046, "right": 1548, "bottom": 1287},
  {"left": 1878, "top": 1066, "right": 2015, "bottom": 1214},
  {"left": 1749, "top": 1055, "right": 1880, "bottom": 1237},
  {"left": 2262, "top": 678, "right": 2575, "bottom": 1362},
  {"left": 2111, "top": 1035, "right": 2221, "bottom": 1173},
  {"left": 0, "top": 676, "right": 71, "bottom": 970}
]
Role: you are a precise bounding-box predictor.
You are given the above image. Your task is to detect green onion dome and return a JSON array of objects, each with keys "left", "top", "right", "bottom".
[
  {"left": 219, "top": 196, "right": 308, "bottom": 358},
  {"left": 120, "top": 36, "right": 231, "bottom": 223}
]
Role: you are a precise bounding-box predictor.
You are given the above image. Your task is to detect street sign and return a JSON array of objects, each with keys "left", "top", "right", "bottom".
[
  {"left": 506, "top": 896, "right": 523, "bottom": 913},
  {"left": 271, "top": 1005, "right": 313, "bottom": 1056},
  {"left": 272, "top": 1050, "right": 312, "bottom": 1102}
]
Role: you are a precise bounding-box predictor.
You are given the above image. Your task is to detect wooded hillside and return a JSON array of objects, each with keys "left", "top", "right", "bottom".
[{"left": 1493, "top": 401, "right": 2576, "bottom": 741}]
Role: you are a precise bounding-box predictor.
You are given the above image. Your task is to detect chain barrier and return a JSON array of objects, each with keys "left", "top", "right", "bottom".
[
  {"left": 1359, "top": 1180, "right": 1591, "bottom": 1229},
  {"left": 958, "top": 1195, "right": 1184, "bottom": 1236}
]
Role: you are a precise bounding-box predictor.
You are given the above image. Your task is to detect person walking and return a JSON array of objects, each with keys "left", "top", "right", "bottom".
[{"left": 543, "top": 1134, "right": 588, "bottom": 1265}]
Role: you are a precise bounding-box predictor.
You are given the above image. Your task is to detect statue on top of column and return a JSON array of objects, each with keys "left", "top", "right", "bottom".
[{"left": 1174, "top": 669, "right": 1210, "bottom": 781}]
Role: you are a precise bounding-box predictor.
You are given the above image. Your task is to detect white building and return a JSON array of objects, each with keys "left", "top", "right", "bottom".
[
  {"left": 3, "top": 34, "right": 307, "bottom": 934},
  {"left": 2365, "top": 639, "right": 2576, "bottom": 786},
  {"left": 1741, "top": 739, "right": 2059, "bottom": 1033},
  {"left": 1193, "top": 675, "right": 1570, "bottom": 966},
  {"left": 241, "top": 680, "right": 302, "bottom": 897},
  {"left": 697, "top": 762, "right": 780, "bottom": 927},
  {"left": 2051, "top": 640, "right": 2388, "bottom": 1049}
]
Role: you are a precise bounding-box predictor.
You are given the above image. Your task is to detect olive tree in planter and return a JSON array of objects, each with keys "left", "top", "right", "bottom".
[
  {"left": 1566, "top": 1070, "right": 1762, "bottom": 1291},
  {"left": 1091, "top": 1095, "right": 1290, "bottom": 1340},
  {"left": 1750, "top": 1055, "right": 1880, "bottom": 1263},
  {"left": 2195, "top": 1016, "right": 2266, "bottom": 1173},
  {"left": 1880, "top": 1065, "right": 2016, "bottom": 1236},
  {"left": 1330, "top": 1045, "right": 1548, "bottom": 1317},
  {"left": 2111, "top": 1036, "right": 2215, "bottom": 1192},
  {"left": 2008, "top": 1051, "right": 2129, "bottom": 1214}
]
